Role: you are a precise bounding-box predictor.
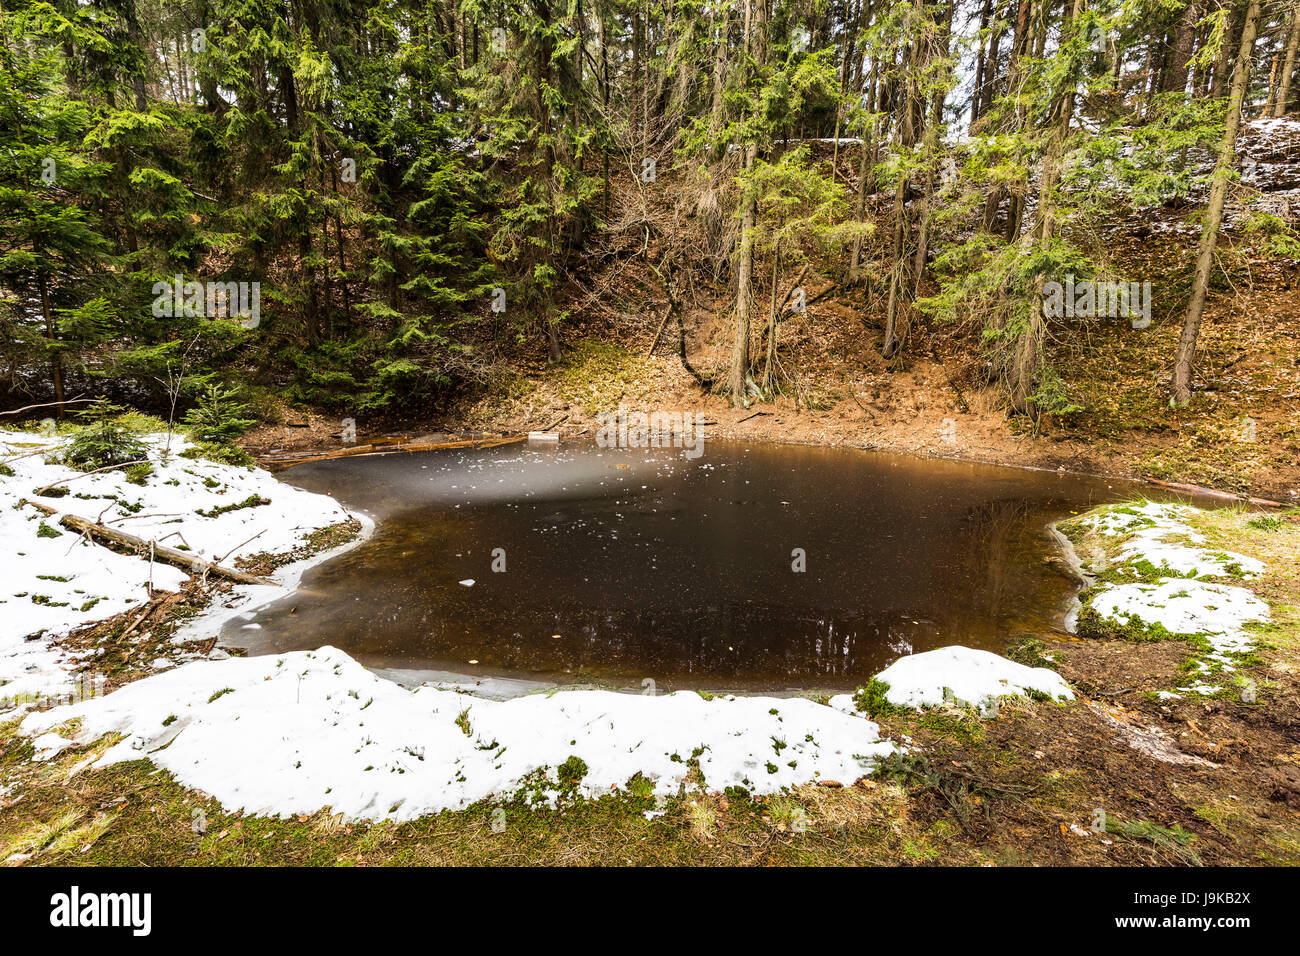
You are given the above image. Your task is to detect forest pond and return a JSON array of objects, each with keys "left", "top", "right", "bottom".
[{"left": 227, "top": 441, "right": 1186, "bottom": 693}]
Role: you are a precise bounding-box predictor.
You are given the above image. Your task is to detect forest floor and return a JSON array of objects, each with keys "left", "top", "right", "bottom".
[
  {"left": 2, "top": 500, "right": 1297, "bottom": 867},
  {"left": 460, "top": 211, "right": 1300, "bottom": 503}
]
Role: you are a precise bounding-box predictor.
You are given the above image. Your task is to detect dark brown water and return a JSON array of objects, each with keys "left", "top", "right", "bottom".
[{"left": 228, "top": 441, "right": 1164, "bottom": 692}]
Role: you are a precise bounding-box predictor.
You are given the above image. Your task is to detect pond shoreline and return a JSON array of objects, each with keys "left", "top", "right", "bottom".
[{"left": 2, "top": 428, "right": 1297, "bottom": 865}]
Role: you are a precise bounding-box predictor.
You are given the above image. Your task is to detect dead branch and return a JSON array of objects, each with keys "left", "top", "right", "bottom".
[{"left": 19, "top": 498, "right": 276, "bottom": 587}]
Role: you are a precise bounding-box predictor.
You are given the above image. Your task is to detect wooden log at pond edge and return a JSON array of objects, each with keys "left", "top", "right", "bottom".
[
  {"left": 257, "top": 434, "right": 534, "bottom": 468},
  {"left": 20, "top": 498, "right": 277, "bottom": 587},
  {"left": 1143, "top": 479, "right": 1286, "bottom": 509}
]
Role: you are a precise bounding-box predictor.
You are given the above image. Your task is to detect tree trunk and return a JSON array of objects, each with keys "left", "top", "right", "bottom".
[
  {"left": 21, "top": 499, "right": 276, "bottom": 587},
  {"left": 1172, "top": 0, "right": 1261, "bottom": 406},
  {"left": 730, "top": 142, "right": 758, "bottom": 401},
  {"left": 971, "top": 0, "right": 994, "bottom": 130},
  {"left": 1274, "top": 2, "right": 1300, "bottom": 117},
  {"left": 982, "top": 0, "right": 1034, "bottom": 233},
  {"left": 1161, "top": 1, "right": 1200, "bottom": 95},
  {"left": 1211, "top": 1, "right": 1246, "bottom": 98},
  {"left": 831, "top": 0, "right": 858, "bottom": 180},
  {"left": 37, "top": 270, "right": 64, "bottom": 413},
  {"left": 761, "top": 243, "right": 781, "bottom": 393},
  {"left": 849, "top": 56, "right": 880, "bottom": 282},
  {"left": 728, "top": 0, "right": 763, "bottom": 403},
  {"left": 1009, "top": 0, "right": 1085, "bottom": 414}
]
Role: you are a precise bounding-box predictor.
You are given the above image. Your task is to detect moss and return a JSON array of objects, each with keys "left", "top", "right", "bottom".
[
  {"left": 1248, "top": 514, "right": 1283, "bottom": 532},
  {"left": 124, "top": 462, "right": 154, "bottom": 486},
  {"left": 556, "top": 755, "right": 588, "bottom": 785},
  {"left": 1102, "top": 813, "right": 1201, "bottom": 866},
  {"left": 181, "top": 442, "right": 254, "bottom": 468},
  {"left": 552, "top": 341, "right": 642, "bottom": 416},
  {"left": 1075, "top": 605, "right": 1175, "bottom": 643},
  {"left": 196, "top": 494, "right": 270, "bottom": 518},
  {"left": 1006, "top": 634, "right": 1059, "bottom": 671},
  {"left": 851, "top": 678, "right": 900, "bottom": 718},
  {"left": 915, "top": 707, "right": 987, "bottom": 744}
]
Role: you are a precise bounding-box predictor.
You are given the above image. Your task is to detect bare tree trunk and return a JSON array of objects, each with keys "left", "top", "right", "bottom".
[
  {"left": 1162, "top": 1, "right": 1200, "bottom": 95},
  {"left": 1274, "top": 1, "right": 1300, "bottom": 117},
  {"left": 831, "top": 0, "right": 862, "bottom": 180},
  {"left": 1172, "top": 0, "right": 1261, "bottom": 405},
  {"left": 1211, "top": 1, "right": 1246, "bottom": 98},
  {"left": 849, "top": 55, "right": 880, "bottom": 282},
  {"left": 761, "top": 243, "right": 781, "bottom": 393},
  {"left": 730, "top": 144, "right": 759, "bottom": 401},
  {"left": 882, "top": 17, "right": 925, "bottom": 359},
  {"left": 601, "top": 12, "right": 612, "bottom": 215},
  {"left": 37, "top": 270, "right": 64, "bottom": 413},
  {"left": 1009, "top": 0, "right": 1085, "bottom": 414},
  {"left": 971, "top": 0, "right": 994, "bottom": 130},
  {"left": 982, "top": 0, "right": 1033, "bottom": 233},
  {"left": 980, "top": 0, "right": 1010, "bottom": 119},
  {"left": 881, "top": 173, "right": 910, "bottom": 358},
  {"left": 1265, "top": 54, "right": 1280, "bottom": 115},
  {"left": 728, "top": 0, "right": 761, "bottom": 403}
]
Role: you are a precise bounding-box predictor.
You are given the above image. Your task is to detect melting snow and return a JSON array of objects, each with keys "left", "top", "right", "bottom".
[
  {"left": 867, "top": 646, "right": 1073, "bottom": 709},
  {"left": 1089, "top": 580, "right": 1269, "bottom": 655},
  {"left": 0, "top": 429, "right": 353, "bottom": 709},
  {"left": 20, "top": 646, "right": 897, "bottom": 821}
]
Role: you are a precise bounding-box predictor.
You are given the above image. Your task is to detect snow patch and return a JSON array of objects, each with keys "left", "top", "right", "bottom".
[
  {"left": 18, "top": 646, "right": 897, "bottom": 821},
  {"left": 1066, "top": 501, "right": 1273, "bottom": 697},
  {"left": 871, "top": 646, "right": 1073, "bottom": 710},
  {"left": 0, "top": 430, "right": 354, "bottom": 712},
  {"left": 1078, "top": 502, "right": 1261, "bottom": 580},
  {"left": 1089, "top": 580, "right": 1269, "bottom": 655}
]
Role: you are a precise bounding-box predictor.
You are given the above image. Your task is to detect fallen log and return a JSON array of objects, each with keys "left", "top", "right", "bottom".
[
  {"left": 20, "top": 498, "right": 277, "bottom": 586},
  {"left": 1144, "top": 478, "right": 1285, "bottom": 508},
  {"left": 258, "top": 434, "right": 528, "bottom": 468},
  {"left": 479, "top": 436, "right": 529, "bottom": 449}
]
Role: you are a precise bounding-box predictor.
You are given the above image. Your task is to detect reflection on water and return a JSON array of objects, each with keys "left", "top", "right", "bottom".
[{"left": 228, "top": 440, "right": 1163, "bottom": 692}]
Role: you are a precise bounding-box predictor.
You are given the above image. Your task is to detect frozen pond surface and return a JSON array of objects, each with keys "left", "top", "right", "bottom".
[{"left": 227, "top": 440, "right": 1173, "bottom": 693}]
